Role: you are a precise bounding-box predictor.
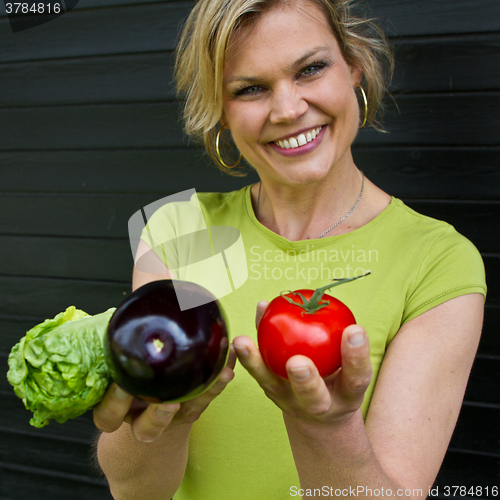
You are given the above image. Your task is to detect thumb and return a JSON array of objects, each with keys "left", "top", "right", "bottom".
[
  {"left": 255, "top": 300, "right": 269, "bottom": 329},
  {"left": 337, "top": 325, "right": 372, "bottom": 404}
]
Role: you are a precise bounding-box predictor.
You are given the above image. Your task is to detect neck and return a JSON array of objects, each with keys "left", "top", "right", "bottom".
[{"left": 254, "top": 167, "right": 366, "bottom": 241}]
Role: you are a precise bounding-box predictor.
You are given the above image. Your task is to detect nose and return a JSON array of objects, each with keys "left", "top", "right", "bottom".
[{"left": 269, "top": 85, "right": 308, "bottom": 124}]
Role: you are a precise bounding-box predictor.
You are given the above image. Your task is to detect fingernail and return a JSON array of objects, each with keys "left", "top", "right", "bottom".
[
  {"left": 156, "top": 404, "right": 176, "bottom": 417},
  {"left": 289, "top": 366, "right": 310, "bottom": 381},
  {"left": 233, "top": 344, "right": 249, "bottom": 357},
  {"left": 349, "top": 329, "right": 366, "bottom": 347},
  {"left": 216, "top": 373, "right": 233, "bottom": 387},
  {"left": 114, "top": 385, "right": 129, "bottom": 399}
]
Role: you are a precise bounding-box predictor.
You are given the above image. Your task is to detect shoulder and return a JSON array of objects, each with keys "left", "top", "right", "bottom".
[
  {"left": 379, "top": 198, "right": 479, "bottom": 254},
  {"left": 384, "top": 199, "right": 487, "bottom": 323},
  {"left": 141, "top": 186, "right": 247, "bottom": 227},
  {"left": 196, "top": 186, "right": 252, "bottom": 228},
  {"left": 385, "top": 198, "right": 452, "bottom": 234},
  {"left": 196, "top": 186, "right": 249, "bottom": 211},
  {"left": 140, "top": 185, "right": 251, "bottom": 247}
]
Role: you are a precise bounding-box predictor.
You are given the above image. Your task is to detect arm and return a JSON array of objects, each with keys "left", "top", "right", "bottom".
[
  {"left": 96, "top": 240, "right": 236, "bottom": 500},
  {"left": 234, "top": 293, "right": 484, "bottom": 499}
]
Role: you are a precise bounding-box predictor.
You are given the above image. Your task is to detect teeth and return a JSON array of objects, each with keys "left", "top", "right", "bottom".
[{"left": 276, "top": 127, "right": 322, "bottom": 149}]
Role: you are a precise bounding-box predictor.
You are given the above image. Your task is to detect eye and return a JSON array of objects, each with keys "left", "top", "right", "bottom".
[
  {"left": 299, "top": 59, "right": 332, "bottom": 79},
  {"left": 303, "top": 65, "right": 321, "bottom": 75},
  {"left": 233, "top": 84, "right": 265, "bottom": 97},
  {"left": 243, "top": 86, "right": 262, "bottom": 94}
]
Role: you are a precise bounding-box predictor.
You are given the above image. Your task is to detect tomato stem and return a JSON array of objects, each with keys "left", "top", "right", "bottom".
[{"left": 281, "top": 271, "right": 371, "bottom": 314}]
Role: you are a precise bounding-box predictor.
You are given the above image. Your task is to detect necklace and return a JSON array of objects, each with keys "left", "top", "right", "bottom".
[{"left": 256, "top": 171, "right": 365, "bottom": 239}]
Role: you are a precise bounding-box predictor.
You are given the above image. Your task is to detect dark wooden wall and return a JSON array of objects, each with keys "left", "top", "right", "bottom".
[{"left": 0, "top": 0, "right": 498, "bottom": 498}]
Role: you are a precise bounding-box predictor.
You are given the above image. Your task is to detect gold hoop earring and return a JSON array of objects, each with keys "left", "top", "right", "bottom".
[
  {"left": 215, "top": 128, "right": 242, "bottom": 169},
  {"left": 357, "top": 85, "right": 368, "bottom": 128}
]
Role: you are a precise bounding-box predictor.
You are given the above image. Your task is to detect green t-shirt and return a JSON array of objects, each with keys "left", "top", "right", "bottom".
[{"left": 140, "top": 185, "right": 486, "bottom": 500}]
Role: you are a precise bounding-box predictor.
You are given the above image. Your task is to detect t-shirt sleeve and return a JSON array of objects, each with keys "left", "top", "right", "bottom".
[
  {"left": 139, "top": 202, "right": 179, "bottom": 271},
  {"left": 402, "top": 225, "right": 487, "bottom": 324},
  {"left": 138, "top": 195, "right": 209, "bottom": 273}
]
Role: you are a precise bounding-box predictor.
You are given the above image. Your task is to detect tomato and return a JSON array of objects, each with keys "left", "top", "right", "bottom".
[{"left": 257, "top": 274, "right": 369, "bottom": 379}]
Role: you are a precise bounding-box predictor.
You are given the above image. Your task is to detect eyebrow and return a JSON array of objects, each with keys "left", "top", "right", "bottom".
[{"left": 224, "top": 46, "right": 331, "bottom": 85}]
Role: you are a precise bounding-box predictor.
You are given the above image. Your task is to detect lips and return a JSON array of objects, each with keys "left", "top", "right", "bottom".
[
  {"left": 269, "top": 125, "right": 326, "bottom": 157},
  {"left": 273, "top": 126, "right": 323, "bottom": 149}
]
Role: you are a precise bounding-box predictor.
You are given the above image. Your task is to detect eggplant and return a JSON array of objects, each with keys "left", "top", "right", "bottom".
[{"left": 104, "top": 279, "right": 229, "bottom": 403}]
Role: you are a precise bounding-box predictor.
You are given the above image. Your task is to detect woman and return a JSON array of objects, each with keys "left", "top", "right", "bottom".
[{"left": 95, "top": 1, "right": 486, "bottom": 499}]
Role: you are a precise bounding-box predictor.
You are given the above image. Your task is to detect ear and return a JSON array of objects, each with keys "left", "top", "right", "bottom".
[
  {"left": 350, "top": 65, "right": 363, "bottom": 86},
  {"left": 220, "top": 112, "right": 230, "bottom": 129}
]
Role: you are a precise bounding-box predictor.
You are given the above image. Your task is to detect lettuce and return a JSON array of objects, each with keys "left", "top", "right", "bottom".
[{"left": 7, "top": 306, "right": 115, "bottom": 428}]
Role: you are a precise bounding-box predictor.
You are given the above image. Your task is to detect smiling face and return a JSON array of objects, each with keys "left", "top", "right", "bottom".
[{"left": 222, "top": 0, "right": 362, "bottom": 186}]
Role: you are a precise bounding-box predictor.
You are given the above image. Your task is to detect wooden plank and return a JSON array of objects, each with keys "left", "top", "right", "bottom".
[
  {"left": 0, "top": 147, "right": 495, "bottom": 199},
  {"left": 0, "top": 463, "right": 111, "bottom": 500},
  {"left": 0, "top": 52, "right": 175, "bottom": 107},
  {"left": 3, "top": 304, "right": 497, "bottom": 364},
  {"left": 0, "top": 102, "right": 185, "bottom": 150},
  {"left": 0, "top": 275, "right": 130, "bottom": 318},
  {"left": 0, "top": 399, "right": 495, "bottom": 492},
  {"left": 1, "top": 194, "right": 498, "bottom": 251},
  {"left": 0, "top": 34, "right": 498, "bottom": 108},
  {"left": 0, "top": 235, "right": 497, "bottom": 294},
  {"left": 0, "top": 193, "right": 154, "bottom": 238},
  {"left": 1, "top": 34, "right": 497, "bottom": 109},
  {"left": 435, "top": 451, "right": 500, "bottom": 490},
  {"left": 449, "top": 402, "right": 500, "bottom": 455},
  {"left": 2, "top": 301, "right": 498, "bottom": 355},
  {"left": 353, "top": 147, "right": 500, "bottom": 200},
  {"left": 0, "top": 0, "right": 180, "bottom": 16},
  {"left": 3, "top": 339, "right": 498, "bottom": 406},
  {"left": 0, "top": 235, "right": 133, "bottom": 281},
  {"left": 358, "top": 92, "right": 500, "bottom": 147},
  {"left": 465, "top": 356, "right": 500, "bottom": 405},
  {"left": 0, "top": 428, "right": 99, "bottom": 476},
  {"left": 0, "top": 3, "right": 191, "bottom": 63},
  {"left": 402, "top": 200, "right": 500, "bottom": 253},
  {"left": 0, "top": 149, "right": 258, "bottom": 195},
  {"left": 483, "top": 255, "right": 500, "bottom": 306},
  {"left": 481, "top": 305, "right": 500, "bottom": 356},
  {"left": 2, "top": 304, "right": 498, "bottom": 378},
  {"left": 0, "top": 318, "right": 48, "bottom": 355},
  {"left": 0, "top": 390, "right": 100, "bottom": 441},
  {"left": 1, "top": 0, "right": 498, "bottom": 48},
  {"left": 0, "top": 94, "right": 498, "bottom": 151},
  {"left": 392, "top": 33, "right": 500, "bottom": 93},
  {"left": 369, "top": 0, "right": 500, "bottom": 36}
]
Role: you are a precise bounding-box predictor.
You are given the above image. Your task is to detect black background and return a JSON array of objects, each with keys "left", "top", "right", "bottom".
[{"left": 0, "top": 0, "right": 498, "bottom": 498}]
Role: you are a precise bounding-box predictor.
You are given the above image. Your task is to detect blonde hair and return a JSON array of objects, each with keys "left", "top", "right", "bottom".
[{"left": 175, "top": 0, "right": 394, "bottom": 175}]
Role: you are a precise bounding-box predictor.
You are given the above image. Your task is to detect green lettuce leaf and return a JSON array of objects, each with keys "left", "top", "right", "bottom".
[{"left": 7, "top": 306, "right": 116, "bottom": 428}]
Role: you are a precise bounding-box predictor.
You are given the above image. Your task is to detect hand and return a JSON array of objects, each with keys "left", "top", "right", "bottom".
[
  {"left": 93, "top": 345, "right": 237, "bottom": 442},
  {"left": 232, "top": 302, "right": 372, "bottom": 423}
]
